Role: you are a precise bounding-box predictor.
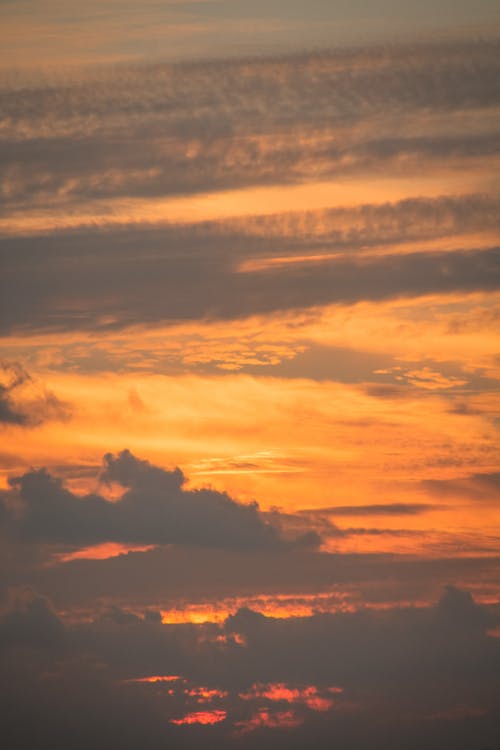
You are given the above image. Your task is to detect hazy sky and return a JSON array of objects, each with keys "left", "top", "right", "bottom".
[
  {"left": 2, "top": 0, "right": 500, "bottom": 68},
  {"left": 1, "top": 2, "right": 500, "bottom": 748}
]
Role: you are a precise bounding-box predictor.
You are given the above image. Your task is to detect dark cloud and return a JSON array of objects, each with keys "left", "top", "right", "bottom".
[
  {"left": 3, "top": 125, "right": 500, "bottom": 209},
  {"left": 5, "top": 536, "right": 499, "bottom": 614},
  {"left": 1, "top": 225, "right": 498, "bottom": 333},
  {"left": 341, "top": 527, "right": 423, "bottom": 537},
  {"left": 0, "top": 361, "right": 69, "bottom": 426},
  {"left": 423, "top": 471, "right": 500, "bottom": 501},
  {"left": 0, "top": 449, "right": 318, "bottom": 551},
  {"left": 364, "top": 383, "right": 414, "bottom": 399},
  {"left": 96, "top": 604, "right": 143, "bottom": 626},
  {"left": 2, "top": 40, "right": 499, "bottom": 204},
  {"left": 1, "top": 40, "right": 500, "bottom": 337},
  {"left": 0, "top": 362, "right": 28, "bottom": 425},
  {"left": 0, "top": 587, "right": 64, "bottom": 649},
  {"left": 0, "top": 585, "right": 499, "bottom": 750},
  {"left": 436, "top": 584, "right": 497, "bottom": 630}
]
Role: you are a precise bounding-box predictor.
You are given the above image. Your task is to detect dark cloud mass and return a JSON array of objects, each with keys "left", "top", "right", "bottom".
[
  {"left": 0, "top": 381, "right": 27, "bottom": 425},
  {"left": 1, "top": 458, "right": 500, "bottom": 749},
  {"left": 0, "top": 585, "right": 499, "bottom": 750},
  {"left": 0, "top": 362, "right": 69, "bottom": 425},
  {"left": 1, "top": 230, "right": 498, "bottom": 333},
  {"left": 0, "top": 450, "right": 316, "bottom": 551}
]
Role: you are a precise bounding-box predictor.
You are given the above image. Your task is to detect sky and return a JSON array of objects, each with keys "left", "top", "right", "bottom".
[{"left": 1, "top": 2, "right": 500, "bottom": 748}]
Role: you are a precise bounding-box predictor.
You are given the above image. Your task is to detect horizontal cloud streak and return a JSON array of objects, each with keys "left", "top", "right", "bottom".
[
  {"left": 1, "top": 40, "right": 499, "bottom": 213},
  {"left": 423, "top": 471, "right": 500, "bottom": 501},
  {"left": 1, "top": 230, "right": 497, "bottom": 332},
  {"left": 3, "top": 41, "right": 499, "bottom": 138},
  {"left": 303, "top": 504, "right": 440, "bottom": 516}
]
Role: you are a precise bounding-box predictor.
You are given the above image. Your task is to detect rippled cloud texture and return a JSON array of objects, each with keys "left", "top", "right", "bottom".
[{"left": 1, "top": 1, "right": 499, "bottom": 748}]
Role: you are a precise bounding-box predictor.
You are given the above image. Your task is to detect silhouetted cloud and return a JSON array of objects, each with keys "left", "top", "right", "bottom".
[
  {"left": 0, "top": 363, "right": 27, "bottom": 425},
  {"left": 0, "top": 584, "right": 499, "bottom": 749},
  {"left": 0, "top": 362, "right": 69, "bottom": 426},
  {"left": 0, "top": 450, "right": 318, "bottom": 551}
]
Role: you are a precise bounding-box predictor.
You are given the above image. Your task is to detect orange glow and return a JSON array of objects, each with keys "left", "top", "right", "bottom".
[
  {"left": 213, "top": 632, "right": 248, "bottom": 646},
  {"left": 2, "top": 22, "right": 499, "bottom": 748},
  {"left": 171, "top": 710, "right": 227, "bottom": 726},
  {"left": 2, "top": 292, "right": 498, "bottom": 528},
  {"left": 3, "top": 171, "right": 495, "bottom": 236},
  {"left": 160, "top": 592, "right": 355, "bottom": 625},
  {"left": 234, "top": 709, "right": 303, "bottom": 734},
  {"left": 185, "top": 687, "right": 228, "bottom": 703},
  {"left": 55, "top": 542, "right": 155, "bottom": 562},
  {"left": 237, "top": 231, "right": 500, "bottom": 272},
  {"left": 240, "top": 682, "right": 342, "bottom": 712},
  {"left": 123, "top": 675, "right": 181, "bottom": 684},
  {"left": 161, "top": 607, "right": 228, "bottom": 625},
  {"left": 2, "top": 291, "right": 498, "bottom": 380},
  {"left": 2, "top": 359, "right": 498, "bottom": 523},
  {"left": 159, "top": 591, "right": 500, "bottom": 626}
]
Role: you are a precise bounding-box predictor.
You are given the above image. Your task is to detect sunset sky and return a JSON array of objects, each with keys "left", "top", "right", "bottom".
[{"left": 1, "top": 2, "right": 500, "bottom": 748}]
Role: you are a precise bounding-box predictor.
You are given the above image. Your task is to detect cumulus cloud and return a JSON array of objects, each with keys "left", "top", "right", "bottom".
[{"left": 0, "top": 449, "right": 318, "bottom": 551}]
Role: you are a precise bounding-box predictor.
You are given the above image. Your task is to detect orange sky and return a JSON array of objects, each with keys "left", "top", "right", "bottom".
[{"left": 1, "top": 16, "right": 500, "bottom": 748}]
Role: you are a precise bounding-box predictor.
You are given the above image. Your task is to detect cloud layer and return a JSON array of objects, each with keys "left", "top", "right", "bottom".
[
  {"left": 1, "top": 40, "right": 499, "bottom": 334},
  {"left": 1, "top": 585, "right": 499, "bottom": 749},
  {"left": 1, "top": 23, "right": 499, "bottom": 750}
]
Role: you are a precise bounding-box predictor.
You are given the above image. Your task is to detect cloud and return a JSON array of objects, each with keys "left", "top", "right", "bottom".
[
  {"left": 3, "top": 40, "right": 499, "bottom": 146},
  {"left": 2, "top": 37, "right": 499, "bottom": 237},
  {"left": 0, "top": 361, "right": 69, "bottom": 426},
  {"left": 1, "top": 40, "right": 498, "bottom": 336},
  {"left": 0, "top": 362, "right": 28, "bottom": 425},
  {"left": 423, "top": 471, "right": 500, "bottom": 501},
  {"left": 0, "top": 587, "right": 64, "bottom": 649},
  {"left": 302, "top": 503, "right": 439, "bottom": 517},
  {"left": 1, "top": 224, "right": 498, "bottom": 333},
  {"left": 436, "top": 584, "right": 497, "bottom": 630},
  {"left": 1, "top": 584, "right": 499, "bottom": 750},
  {"left": 5, "top": 532, "right": 499, "bottom": 618},
  {"left": 0, "top": 449, "right": 317, "bottom": 551}
]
